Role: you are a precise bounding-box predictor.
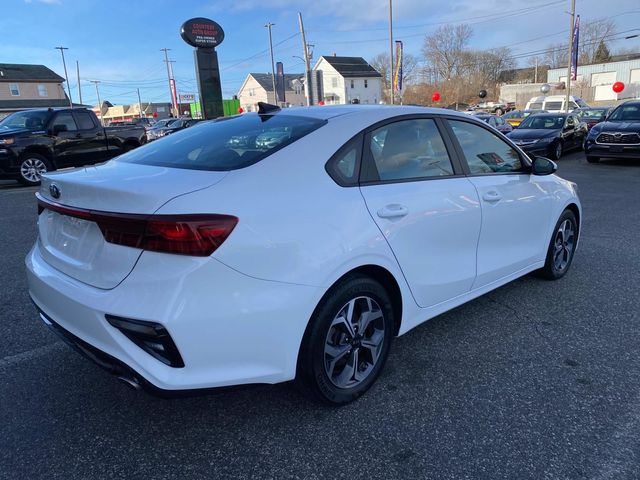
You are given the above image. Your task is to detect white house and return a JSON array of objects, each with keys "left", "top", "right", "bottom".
[
  {"left": 313, "top": 56, "right": 382, "bottom": 105},
  {"left": 237, "top": 73, "right": 306, "bottom": 112}
]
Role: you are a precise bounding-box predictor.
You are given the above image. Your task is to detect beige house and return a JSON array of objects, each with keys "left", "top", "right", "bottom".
[
  {"left": 0, "top": 63, "right": 72, "bottom": 116},
  {"left": 237, "top": 73, "right": 306, "bottom": 112}
]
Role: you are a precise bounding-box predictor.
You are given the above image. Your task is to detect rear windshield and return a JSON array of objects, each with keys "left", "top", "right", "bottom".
[{"left": 117, "top": 113, "right": 327, "bottom": 171}]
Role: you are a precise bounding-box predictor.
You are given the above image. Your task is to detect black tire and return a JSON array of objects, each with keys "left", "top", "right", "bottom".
[
  {"left": 296, "top": 274, "right": 395, "bottom": 405},
  {"left": 550, "top": 141, "right": 563, "bottom": 161},
  {"left": 535, "top": 209, "right": 578, "bottom": 280},
  {"left": 17, "top": 153, "right": 52, "bottom": 186},
  {"left": 122, "top": 142, "right": 138, "bottom": 153},
  {"left": 586, "top": 156, "right": 600, "bottom": 163}
]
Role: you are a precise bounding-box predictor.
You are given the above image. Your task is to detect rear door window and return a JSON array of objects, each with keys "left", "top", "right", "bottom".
[
  {"left": 544, "top": 101, "right": 563, "bottom": 110},
  {"left": 118, "top": 114, "right": 326, "bottom": 171},
  {"left": 74, "top": 111, "right": 97, "bottom": 130},
  {"left": 364, "top": 119, "right": 454, "bottom": 182}
]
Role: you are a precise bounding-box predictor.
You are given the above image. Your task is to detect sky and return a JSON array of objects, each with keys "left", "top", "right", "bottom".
[{"left": 2, "top": 0, "right": 639, "bottom": 107}]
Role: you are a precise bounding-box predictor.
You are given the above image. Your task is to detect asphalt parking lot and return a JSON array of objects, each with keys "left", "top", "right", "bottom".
[{"left": 1, "top": 151, "right": 639, "bottom": 479}]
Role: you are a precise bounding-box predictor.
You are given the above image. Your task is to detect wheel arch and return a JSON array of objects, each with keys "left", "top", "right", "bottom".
[
  {"left": 20, "top": 147, "right": 56, "bottom": 169},
  {"left": 565, "top": 202, "right": 581, "bottom": 232}
]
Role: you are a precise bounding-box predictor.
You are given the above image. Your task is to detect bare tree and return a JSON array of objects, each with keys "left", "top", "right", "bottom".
[
  {"left": 543, "top": 43, "right": 569, "bottom": 69},
  {"left": 370, "top": 51, "right": 420, "bottom": 102},
  {"left": 578, "top": 18, "right": 616, "bottom": 64},
  {"left": 422, "top": 24, "right": 473, "bottom": 80}
]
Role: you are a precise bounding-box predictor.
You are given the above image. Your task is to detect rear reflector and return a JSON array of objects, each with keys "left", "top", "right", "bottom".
[
  {"left": 105, "top": 315, "right": 185, "bottom": 368},
  {"left": 37, "top": 193, "right": 238, "bottom": 257}
]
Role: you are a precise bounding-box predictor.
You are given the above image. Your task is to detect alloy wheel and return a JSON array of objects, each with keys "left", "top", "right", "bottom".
[
  {"left": 324, "top": 296, "right": 385, "bottom": 389},
  {"left": 553, "top": 219, "right": 575, "bottom": 272},
  {"left": 20, "top": 158, "right": 47, "bottom": 183},
  {"left": 555, "top": 142, "right": 563, "bottom": 160}
]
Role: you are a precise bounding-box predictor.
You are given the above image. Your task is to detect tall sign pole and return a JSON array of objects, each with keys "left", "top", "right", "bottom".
[
  {"left": 55, "top": 46, "right": 73, "bottom": 107},
  {"left": 180, "top": 18, "right": 226, "bottom": 119},
  {"left": 76, "top": 60, "right": 83, "bottom": 105},
  {"left": 298, "top": 12, "right": 312, "bottom": 106},
  {"left": 90, "top": 80, "right": 102, "bottom": 125},
  {"left": 388, "top": 0, "right": 394, "bottom": 105},
  {"left": 565, "top": 0, "right": 576, "bottom": 112},
  {"left": 161, "top": 48, "right": 175, "bottom": 116},
  {"left": 265, "top": 22, "right": 277, "bottom": 104}
]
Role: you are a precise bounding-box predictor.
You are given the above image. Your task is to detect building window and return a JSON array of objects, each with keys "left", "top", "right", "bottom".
[
  {"left": 364, "top": 79, "right": 368, "bottom": 88},
  {"left": 37, "top": 84, "right": 48, "bottom": 97},
  {"left": 331, "top": 77, "right": 338, "bottom": 88},
  {"left": 350, "top": 79, "right": 355, "bottom": 89},
  {"left": 9, "top": 84, "right": 20, "bottom": 96}
]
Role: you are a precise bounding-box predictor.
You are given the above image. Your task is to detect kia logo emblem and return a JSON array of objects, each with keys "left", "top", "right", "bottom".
[{"left": 49, "top": 184, "right": 61, "bottom": 199}]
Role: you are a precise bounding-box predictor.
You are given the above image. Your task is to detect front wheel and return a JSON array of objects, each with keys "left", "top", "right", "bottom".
[
  {"left": 296, "top": 275, "right": 395, "bottom": 405},
  {"left": 550, "top": 141, "right": 563, "bottom": 161},
  {"left": 18, "top": 154, "right": 51, "bottom": 186},
  {"left": 535, "top": 209, "right": 578, "bottom": 280}
]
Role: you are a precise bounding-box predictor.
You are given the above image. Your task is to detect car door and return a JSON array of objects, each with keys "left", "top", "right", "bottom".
[
  {"left": 444, "top": 118, "right": 554, "bottom": 288},
  {"left": 72, "top": 110, "right": 108, "bottom": 164},
  {"left": 358, "top": 117, "right": 482, "bottom": 308},
  {"left": 49, "top": 112, "right": 82, "bottom": 168}
]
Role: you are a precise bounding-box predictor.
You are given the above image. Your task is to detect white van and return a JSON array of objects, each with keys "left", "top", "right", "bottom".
[{"left": 525, "top": 95, "right": 589, "bottom": 112}]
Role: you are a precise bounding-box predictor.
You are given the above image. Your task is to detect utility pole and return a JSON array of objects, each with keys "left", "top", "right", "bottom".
[
  {"left": 388, "top": 0, "right": 394, "bottom": 105},
  {"left": 90, "top": 80, "right": 102, "bottom": 126},
  {"left": 265, "top": 22, "right": 277, "bottom": 105},
  {"left": 168, "top": 60, "right": 178, "bottom": 115},
  {"left": 298, "top": 13, "right": 312, "bottom": 106},
  {"left": 76, "top": 60, "right": 83, "bottom": 105},
  {"left": 161, "top": 48, "right": 176, "bottom": 116},
  {"left": 137, "top": 88, "right": 143, "bottom": 118},
  {"left": 565, "top": 0, "right": 576, "bottom": 113},
  {"left": 55, "top": 46, "right": 73, "bottom": 107}
]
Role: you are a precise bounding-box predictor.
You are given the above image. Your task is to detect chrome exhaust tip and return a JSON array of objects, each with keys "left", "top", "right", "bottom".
[{"left": 117, "top": 375, "right": 141, "bottom": 391}]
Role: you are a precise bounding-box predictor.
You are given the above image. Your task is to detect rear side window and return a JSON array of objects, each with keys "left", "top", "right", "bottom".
[
  {"left": 325, "top": 135, "right": 362, "bottom": 187},
  {"left": 529, "top": 103, "right": 543, "bottom": 110},
  {"left": 364, "top": 119, "right": 454, "bottom": 182},
  {"left": 118, "top": 114, "right": 326, "bottom": 171}
]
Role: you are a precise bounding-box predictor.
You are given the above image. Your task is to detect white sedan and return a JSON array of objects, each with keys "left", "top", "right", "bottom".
[{"left": 26, "top": 103, "right": 581, "bottom": 404}]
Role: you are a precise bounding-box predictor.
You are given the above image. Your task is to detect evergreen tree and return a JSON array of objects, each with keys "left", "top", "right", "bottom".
[{"left": 593, "top": 40, "right": 611, "bottom": 64}]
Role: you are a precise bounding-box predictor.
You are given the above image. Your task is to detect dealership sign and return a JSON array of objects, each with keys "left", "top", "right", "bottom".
[
  {"left": 179, "top": 93, "right": 195, "bottom": 102},
  {"left": 180, "top": 18, "right": 225, "bottom": 49}
]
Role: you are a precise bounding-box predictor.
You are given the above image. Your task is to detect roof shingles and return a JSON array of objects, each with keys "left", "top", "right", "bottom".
[
  {"left": 0, "top": 64, "right": 65, "bottom": 83},
  {"left": 320, "top": 56, "right": 381, "bottom": 78}
]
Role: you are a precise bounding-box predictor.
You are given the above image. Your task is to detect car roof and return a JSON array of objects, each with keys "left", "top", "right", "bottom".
[
  {"left": 260, "top": 104, "right": 472, "bottom": 122},
  {"left": 531, "top": 112, "right": 569, "bottom": 117}
]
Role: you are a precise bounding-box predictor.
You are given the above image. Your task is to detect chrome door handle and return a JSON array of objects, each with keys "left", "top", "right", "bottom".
[
  {"left": 482, "top": 191, "right": 502, "bottom": 202},
  {"left": 377, "top": 204, "right": 408, "bottom": 218}
]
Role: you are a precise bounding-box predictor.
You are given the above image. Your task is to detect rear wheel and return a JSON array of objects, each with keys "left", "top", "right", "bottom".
[
  {"left": 296, "top": 275, "right": 394, "bottom": 405},
  {"left": 586, "top": 156, "right": 600, "bottom": 163},
  {"left": 18, "top": 154, "right": 51, "bottom": 186},
  {"left": 536, "top": 209, "right": 578, "bottom": 280}
]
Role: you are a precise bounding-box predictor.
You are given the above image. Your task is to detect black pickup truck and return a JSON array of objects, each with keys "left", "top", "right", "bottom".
[{"left": 0, "top": 107, "right": 146, "bottom": 185}]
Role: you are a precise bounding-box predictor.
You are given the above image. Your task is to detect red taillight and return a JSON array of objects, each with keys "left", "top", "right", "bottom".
[{"left": 36, "top": 194, "right": 237, "bottom": 257}]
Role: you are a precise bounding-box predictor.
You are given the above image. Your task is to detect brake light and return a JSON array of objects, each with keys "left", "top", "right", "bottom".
[{"left": 37, "top": 194, "right": 237, "bottom": 256}]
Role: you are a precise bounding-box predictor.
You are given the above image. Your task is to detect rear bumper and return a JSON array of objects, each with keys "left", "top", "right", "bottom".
[{"left": 26, "top": 243, "right": 322, "bottom": 392}]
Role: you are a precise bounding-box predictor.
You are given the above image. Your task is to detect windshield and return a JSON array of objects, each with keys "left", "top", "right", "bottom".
[
  {"left": 544, "top": 101, "right": 563, "bottom": 111},
  {"left": 607, "top": 104, "right": 640, "bottom": 121},
  {"left": 581, "top": 108, "right": 608, "bottom": 118},
  {"left": 519, "top": 115, "right": 565, "bottom": 129},
  {"left": 0, "top": 110, "right": 51, "bottom": 131},
  {"left": 118, "top": 113, "right": 327, "bottom": 171}
]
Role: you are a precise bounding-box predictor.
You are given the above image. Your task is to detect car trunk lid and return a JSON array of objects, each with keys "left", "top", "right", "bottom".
[{"left": 37, "top": 161, "right": 227, "bottom": 289}]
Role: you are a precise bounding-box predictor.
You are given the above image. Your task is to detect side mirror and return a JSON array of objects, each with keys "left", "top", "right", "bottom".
[
  {"left": 531, "top": 156, "right": 558, "bottom": 176},
  {"left": 52, "top": 124, "right": 68, "bottom": 135}
]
